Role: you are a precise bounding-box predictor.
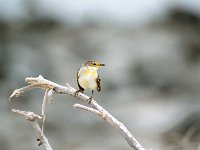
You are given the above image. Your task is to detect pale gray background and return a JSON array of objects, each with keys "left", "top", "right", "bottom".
[{"left": 0, "top": 0, "right": 200, "bottom": 150}]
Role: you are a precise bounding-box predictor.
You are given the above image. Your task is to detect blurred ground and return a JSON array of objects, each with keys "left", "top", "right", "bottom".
[{"left": 0, "top": 2, "right": 200, "bottom": 150}]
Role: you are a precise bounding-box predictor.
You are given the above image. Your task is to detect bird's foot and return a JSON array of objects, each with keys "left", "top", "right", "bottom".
[
  {"left": 74, "top": 90, "right": 83, "bottom": 96},
  {"left": 87, "top": 97, "right": 93, "bottom": 104}
]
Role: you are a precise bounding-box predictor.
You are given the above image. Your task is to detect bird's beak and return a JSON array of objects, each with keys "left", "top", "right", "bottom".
[{"left": 100, "top": 63, "right": 105, "bottom": 66}]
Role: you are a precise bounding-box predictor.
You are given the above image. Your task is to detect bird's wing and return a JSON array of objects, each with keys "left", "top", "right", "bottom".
[
  {"left": 77, "top": 68, "right": 84, "bottom": 92},
  {"left": 96, "top": 75, "right": 101, "bottom": 92}
]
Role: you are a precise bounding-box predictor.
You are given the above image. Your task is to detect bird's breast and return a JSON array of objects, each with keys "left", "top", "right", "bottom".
[
  {"left": 78, "top": 68, "right": 98, "bottom": 90},
  {"left": 83, "top": 69, "right": 97, "bottom": 77}
]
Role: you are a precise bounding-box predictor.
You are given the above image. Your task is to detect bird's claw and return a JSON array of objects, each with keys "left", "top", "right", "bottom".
[
  {"left": 87, "top": 97, "right": 93, "bottom": 104},
  {"left": 74, "top": 90, "right": 83, "bottom": 96}
]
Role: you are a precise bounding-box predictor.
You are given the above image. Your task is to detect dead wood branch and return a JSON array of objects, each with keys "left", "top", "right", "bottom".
[
  {"left": 10, "top": 75, "right": 146, "bottom": 150},
  {"left": 12, "top": 109, "right": 53, "bottom": 150}
]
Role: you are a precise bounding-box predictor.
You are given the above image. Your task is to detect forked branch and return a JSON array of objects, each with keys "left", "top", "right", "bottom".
[
  {"left": 12, "top": 109, "right": 52, "bottom": 150},
  {"left": 10, "top": 75, "right": 146, "bottom": 150}
]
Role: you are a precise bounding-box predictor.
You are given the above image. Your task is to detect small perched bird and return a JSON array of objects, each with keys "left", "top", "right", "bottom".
[{"left": 76, "top": 60, "right": 105, "bottom": 102}]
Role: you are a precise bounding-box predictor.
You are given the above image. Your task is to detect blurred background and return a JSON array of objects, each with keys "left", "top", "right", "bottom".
[{"left": 1, "top": 0, "right": 200, "bottom": 150}]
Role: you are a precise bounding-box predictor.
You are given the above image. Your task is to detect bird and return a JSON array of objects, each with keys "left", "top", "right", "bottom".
[{"left": 76, "top": 60, "right": 105, "bottom": 103}]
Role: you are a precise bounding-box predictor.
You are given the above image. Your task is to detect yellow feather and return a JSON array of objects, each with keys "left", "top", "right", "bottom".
[{"left": 83, "top": 68, "right": 97, "bottom": 76}]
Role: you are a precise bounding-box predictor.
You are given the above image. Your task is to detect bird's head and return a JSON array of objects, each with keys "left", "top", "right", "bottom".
[{"left": 83, "top": 60, "right": 105, "bottom": 68}]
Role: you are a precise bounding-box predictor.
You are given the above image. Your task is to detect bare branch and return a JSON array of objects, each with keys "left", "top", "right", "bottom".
[
  {"left": 12, "top": 109, "right": 42, "bottom": 120},
  {"left": 12, "top": 109, "right": 52, "bottom": 150},
  {"left": 41, "top": 89, "right": 50, "bottom": 136},
  {"left": 10, "top": 75, "right": 146, "bottom": 150},
  {"left": 47, "top": 89, "right": 56, "bottom": 104},
  {"left": 9, "top": 85, "right": 37, "bottom": 100},
  {"left": 73, "top": 103, "right": 101, "bottom": 115}
]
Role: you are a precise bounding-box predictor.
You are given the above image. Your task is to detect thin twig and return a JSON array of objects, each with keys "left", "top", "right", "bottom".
[
  {"left": 47, "top": 89, "right": 55, "bottom": 104},
  {"left": 73, "top": 103, "right": 101, "bottom": 115},
  {"left": 12, "top": 109, "right": 52, "bottom": 150},
  {"left": 10, "top": 75, "right": 146, "bottom": 150},
  {"left": 41, "top": 90, "right": 49, "bottom": 136},
  {"left": 9, "top": 84, "right": 37, "bottom": 100}
]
